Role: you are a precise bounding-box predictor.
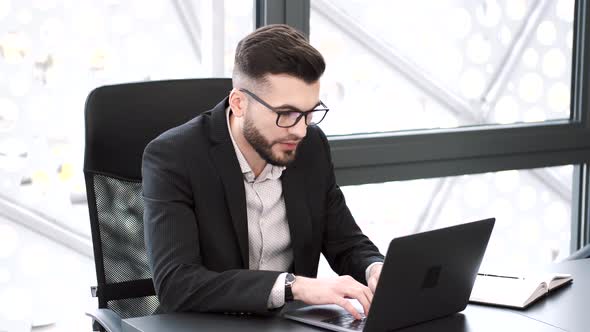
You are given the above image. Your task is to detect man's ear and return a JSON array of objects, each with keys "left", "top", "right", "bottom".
[{"left": 229, "top": 88, "right": 247, "bottom": 117}]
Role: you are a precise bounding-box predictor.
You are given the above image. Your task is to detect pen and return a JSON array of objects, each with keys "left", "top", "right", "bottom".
[{"left": 477, "top": 273, "right": 521, "bottom": 279}]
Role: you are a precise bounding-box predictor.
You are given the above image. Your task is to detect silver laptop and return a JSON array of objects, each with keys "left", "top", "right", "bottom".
[{"left": 283, "top": 218, "right": 495, "bottom": 332}]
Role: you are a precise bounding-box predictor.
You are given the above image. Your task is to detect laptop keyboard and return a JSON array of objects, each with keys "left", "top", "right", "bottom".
[{"left": 322, "top": 314, "right": 366, "bottom": 331}]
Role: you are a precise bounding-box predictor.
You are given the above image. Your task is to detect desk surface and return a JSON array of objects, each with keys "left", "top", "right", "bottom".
[
  {"left": 502, "top": 258, "right": 589, "bottom": 332},
  {"left": 122, "top": 259, "right": 589, "bottom": 332},
  {"left": 122, "top": 305, "right": 564, "bottom": 332}
]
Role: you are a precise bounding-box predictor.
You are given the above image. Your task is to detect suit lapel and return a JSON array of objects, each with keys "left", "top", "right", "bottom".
[
  {"left": 207, "top": 97, "right": 313, "bottom": 273},
  {"left": 208, "top": 99, "right": 249, "bottom": 268},
  {"left": 282, "top": 166, "right": 313, "bottom": 276}
]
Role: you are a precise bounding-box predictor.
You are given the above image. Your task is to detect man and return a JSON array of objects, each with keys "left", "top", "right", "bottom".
[{"left": 142, "top": 24, "right": 384, "bottom": 320}]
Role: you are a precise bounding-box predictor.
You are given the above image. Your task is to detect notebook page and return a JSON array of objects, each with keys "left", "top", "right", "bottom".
[
  {"left": 470, "top": 275, "right": 545, "bottom": 308},
  {"left": 544, "top": 273, "right": 573, "bottom": 290}
]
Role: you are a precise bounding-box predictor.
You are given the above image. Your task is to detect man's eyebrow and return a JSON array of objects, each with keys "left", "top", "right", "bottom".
[{"left": 273, "top": 101, "right": 322, "bottom": 111}]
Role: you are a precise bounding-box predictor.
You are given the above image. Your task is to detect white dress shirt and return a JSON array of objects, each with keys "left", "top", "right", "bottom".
[
  {"left": 227, "top": 107, "right": 381, "bottom": 309},
  {"left": 226, "top": 108, "right": 292, "bottom": 308}
]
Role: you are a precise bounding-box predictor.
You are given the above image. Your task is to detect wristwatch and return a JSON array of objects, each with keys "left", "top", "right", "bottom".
[{"left": 285, "top": 273, "right": 296, "bottom": 302}]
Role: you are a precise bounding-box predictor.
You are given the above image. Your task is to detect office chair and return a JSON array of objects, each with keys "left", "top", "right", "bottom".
[
  {"left": 565, "top": 243, "right": 590, "bottom": 261},
  {"left": 83, "top": 78, "right": 233, "bottom": 332}
]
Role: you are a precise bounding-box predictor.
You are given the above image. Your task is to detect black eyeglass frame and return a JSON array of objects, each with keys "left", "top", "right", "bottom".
[{"left": 239, "top": 88, "right": 329, "bottom": 128}]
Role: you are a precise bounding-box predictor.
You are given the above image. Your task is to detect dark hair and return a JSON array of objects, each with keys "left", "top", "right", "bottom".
[{"left": 233, "top": 24, "right": 325, "bottom": 84}]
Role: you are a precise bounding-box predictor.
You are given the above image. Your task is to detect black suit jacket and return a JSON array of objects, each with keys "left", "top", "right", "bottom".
[{"left": 142, "top": 97, "right": 384, "bottom": 314}]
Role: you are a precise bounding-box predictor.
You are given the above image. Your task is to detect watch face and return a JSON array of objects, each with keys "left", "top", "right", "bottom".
[{"left": 286, "top": 273, "right": 295, "bottom": 284}]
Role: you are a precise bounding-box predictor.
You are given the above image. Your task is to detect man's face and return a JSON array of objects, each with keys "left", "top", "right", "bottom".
[{"left": 242, "top": 74, "right": 320, "bottom": 166}]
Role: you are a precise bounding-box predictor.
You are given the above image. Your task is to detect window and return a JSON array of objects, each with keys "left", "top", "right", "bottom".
[
  {"left": 310, "top": 0, "right": 575, "bottom": 135},
  {"left": 258, "top": 0, "right": 590, "bottom": 267},
  {"left": 318, "top": 165, "right": 573, "bottom": 277},
  {"left": 0, "top": 0, "right": 254, "bottom": 326},
  {"left": 0, "top": 215, "right": 95, "bottom": 328},
  {"left": 349, "top": 166, "right": 572, "bottom": 268},
  {"left": 0, "top": 0, "right": 253, "bottom": 239}
]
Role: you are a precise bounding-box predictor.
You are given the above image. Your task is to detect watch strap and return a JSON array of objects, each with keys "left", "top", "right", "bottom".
[{"left": 285, "top": 273, "right": 295, "bottom": 302}]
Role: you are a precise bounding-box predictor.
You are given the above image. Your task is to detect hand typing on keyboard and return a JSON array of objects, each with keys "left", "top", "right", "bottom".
[{"left": 291, "top": 275, "right": 372, "bottom": 320}]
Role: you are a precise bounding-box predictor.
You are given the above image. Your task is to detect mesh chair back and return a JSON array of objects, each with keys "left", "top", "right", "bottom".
[{"left": 83, "top": 79, "right": 232, "bottom": 319}]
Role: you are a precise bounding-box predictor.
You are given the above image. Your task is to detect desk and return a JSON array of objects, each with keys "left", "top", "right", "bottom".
[
  {"left": 122, "top": 259, "right": 589, "bottom": 332},
  {"left": 501, "top": 258, "right": 589, "bottom": 332}
]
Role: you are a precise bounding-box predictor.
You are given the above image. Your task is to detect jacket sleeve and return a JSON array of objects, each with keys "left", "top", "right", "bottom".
[
  {"left": 142, "top": 134, "right": 281, "bottom": 314},
  {"left": 316, "top": 129, "right": 385, "bottom": 284}
]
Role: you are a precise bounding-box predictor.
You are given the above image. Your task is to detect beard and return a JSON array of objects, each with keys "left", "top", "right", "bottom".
[{"left": 242, "top": 113, "right": 300, "bottom": 167}]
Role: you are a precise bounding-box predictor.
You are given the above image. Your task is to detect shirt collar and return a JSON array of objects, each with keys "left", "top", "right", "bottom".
[{"left": 226, "top": 107, "right": 285, "bottom": 183}]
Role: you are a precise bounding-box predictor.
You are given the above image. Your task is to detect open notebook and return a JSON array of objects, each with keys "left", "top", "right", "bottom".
[{"left": 469, "top": 272, "right": 573, "bottom": 309}]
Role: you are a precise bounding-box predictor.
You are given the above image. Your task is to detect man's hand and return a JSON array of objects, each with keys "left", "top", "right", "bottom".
[
  {"left": 291, "top": 275, "right": 373, "bottom": 320},
  {"left": 367, "top": 263, "right": 383, "bottom": 294}
]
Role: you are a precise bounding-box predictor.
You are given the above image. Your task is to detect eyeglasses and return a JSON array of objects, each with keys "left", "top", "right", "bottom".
[{"left": 239, "top": 88, "right": 329, "bottom": 128}]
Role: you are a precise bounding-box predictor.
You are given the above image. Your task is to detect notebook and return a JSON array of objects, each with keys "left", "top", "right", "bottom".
[
  {"left": 283, "top": 218, "right": 495, "bottom": 332},
  {"left": 469, "top": 272, "right": 573, "bottom": 308}
]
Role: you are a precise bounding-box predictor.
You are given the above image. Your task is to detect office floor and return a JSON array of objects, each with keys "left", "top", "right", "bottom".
[{"left": 0, "top": 214, "right": 97, "bottom": 331}]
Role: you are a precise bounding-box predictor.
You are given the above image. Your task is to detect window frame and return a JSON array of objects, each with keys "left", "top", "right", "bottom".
[{"left": 258, "top": 0, "right": 590, "bottom": 251}]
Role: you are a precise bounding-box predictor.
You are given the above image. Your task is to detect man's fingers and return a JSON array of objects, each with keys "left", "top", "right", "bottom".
[
  {"left": 357, "top": 287, "right": 372, "bottom": 316},
  {"left": 363, "top": 285, "right": 374, "bottom": 307},
  {"left": 368, "top": 277, "right": 378, "bottom": 294},
  {"left": 361, "top": 279, "right": 374, "bottom": 302},
  {"left": 343, "top": 284, "right": 371, "bottom": 317},
  {"left": 297, "top": 276, "right": 376, "bottom": 320},
  {"left": 336, "top": 298, "right": 362, "bottom": 320}
]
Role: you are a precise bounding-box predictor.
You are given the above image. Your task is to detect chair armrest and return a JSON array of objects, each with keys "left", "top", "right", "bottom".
[{"left": 85, "top": 308, "right": 122, "bottom": 332}]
